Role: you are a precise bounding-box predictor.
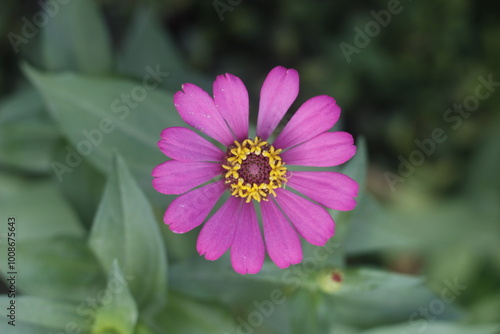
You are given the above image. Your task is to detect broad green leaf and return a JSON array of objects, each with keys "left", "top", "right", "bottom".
[
  {"left": 327, "top": 287, "right": 438, "bottom": 327},
  {"left": 0, "top": 119, "right": 58, "bottom": 172},
  {"left": 118, "top": 7, "right": 211, "bottom": 91},
  {"left": 343, "top": 194, "right": 418, "bottom": 254},
  {"left": 360, "top": 322, "right": 500, "bottom": 334},
  {"left": 0, "top": 236, "right": 105, "bottom": 302},
  {"left": 0, "top": 178, "right": 84, "bottom": 242},
  {"left": 324, "top": 269, "right": 462, "bottom": 327},
  {"left": 341, "top": 136, "right": 367, "bottom": 193},
  {"left": 169, "top": 255, "right": 278, "bottom": 306},
  {"left": 23, "top": 64, "right": 181, "bottom": 202},
  {"left": 89, "top": 154, "right": 167, "bottom": 313},
  {"left": 153, "top": 293, "right": 234, "bottom": 334},
  {"left": 118, "top": 7, "right": 183, "bottom": 75},
  {"left": 91, "top": 260, "right": 138, "bottom": 334},
  {"left": 41, "top": 0, "right": 112, "bottom": 74},
  {"left": 0, "top": 87, "right": 45, "bottom": 123},
  {"left": 0, "top": 87, "right": 58, "bottom": 172},
  {"left": 54, "top": 141, "right": 106, "bottom": 227},
  {"left": 334, "top": 268, "right": 424, "bottom": 295},
  {"left": 0, "top": 295, "right": 90, "bottom": 332}
]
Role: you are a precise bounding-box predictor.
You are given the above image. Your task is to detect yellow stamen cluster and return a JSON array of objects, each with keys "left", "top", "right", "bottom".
[{"left": 222, "top": 137, "right": 288, "bottom": 203}]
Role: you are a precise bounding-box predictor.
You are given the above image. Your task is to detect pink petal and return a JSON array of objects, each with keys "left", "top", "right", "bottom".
[
  {"left": 287, "top": 171, "right": 358, "bottom": 211},
  {"left": 158, "top": 127, "right": 224, "bottom": 162},
  {"left": 256, "top": 66, "right": 299, "bottom": 140},
  {"left": 152, "top": 160, "right": 221, "bottom": 195},
  {"left": 213, "top": 73, "right": 249, "bottom": 141},
  {"left": 260, "top": 199, "right": 302, "bottom": 268},
  {"left": 274, "top": 189, "right": 334, "bottom": 246},
  {"left": 174, "top": 83, "right": 234, "bottom": 146},
  {"left": 273, "top": 95, "right": 341, "bottom": 150},
  {"left": 281, "top": 132, "right": 356, "bottom": 167},
  {"left": 197, "top": 196, "right": 241, "bottom": 261},
  {"left": 164, "top": 180, "right": 226, "bottom": 233},
  {"left": 230, "top": 202, "right": 265, "bottom": 274}
]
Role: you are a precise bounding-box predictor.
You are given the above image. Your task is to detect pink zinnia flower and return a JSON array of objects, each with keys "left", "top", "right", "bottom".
[{"left": 152, "top": 66, "right": 358, "bottom": 274}]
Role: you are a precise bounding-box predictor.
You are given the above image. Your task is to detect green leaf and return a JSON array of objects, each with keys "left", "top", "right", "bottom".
[
  {"left": 22, "top": 64, "right": 181, "bottom": 201},
  {"left": 41, "top": 0, "right": 112, "bottom": 74},
  {"left": 0, "top": 87, "right": 45, "bottom": 123},
  {"left": 91, "top": 260, "right": 139, "bottom": 334},
  {"left": 153, "top": 293, "right": 235, "bottom": 334},
  {"left": 343, "top": 194, "right": 418, "bottom": 254},
  {"left": 0, "top": 119, "right": 58, "bottom": 172},
  {"left": 169, "top": 255, "right": 279, "bottom": 306},
  {"left": 329, "top": 136, "right": 368, "bottom": 242},
  {"left": 118, "top": 7, "right": 211, "bottom": 92},
  {"left": 324, "top": 269, "right": 462, "bottom": 327},
  {"left": 0, "top": 236, "right": 105, "bottom": 302},
  {"left": 0, "top": 295, "right": 90, "bottom": 332},
  {"left": 54, "top": 142, "right": 106, "bottom": 227},
  {"left": 341, "top": 136, "right": 368, "bottom": 193},
  {"left": 335, "top": 268, "right": 424, "bottom": 295},
  {"left": 89, "top": 153, "right": 167, "bottom": 313},
  {"left": 0, "top": 87, "right": 58, "bottom": 172},
  {"left": 0, "top": 178, "right": 84, "bottom": 242}
]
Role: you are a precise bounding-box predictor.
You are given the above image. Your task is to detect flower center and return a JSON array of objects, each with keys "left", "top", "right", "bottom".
[{"left": 222, "top": 137, "right": 288, "bottom": 203}]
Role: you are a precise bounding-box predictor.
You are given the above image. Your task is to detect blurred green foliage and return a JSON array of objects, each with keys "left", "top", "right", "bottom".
[{"left": 0, "top": 0, "right": 499, "bottom": 333}]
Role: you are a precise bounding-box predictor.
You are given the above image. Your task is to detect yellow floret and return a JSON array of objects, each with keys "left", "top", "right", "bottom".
[{"left": 224, "top": 137, "right": 288, "bottom": 202}]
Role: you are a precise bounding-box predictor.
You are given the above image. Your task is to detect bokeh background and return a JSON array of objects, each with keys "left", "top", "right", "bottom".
[{"left": 0, "top": 0, "right": 499, "bottom": 333}]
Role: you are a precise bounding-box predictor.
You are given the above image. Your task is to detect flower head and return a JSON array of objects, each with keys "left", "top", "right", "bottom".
[{"left": 152, "top": 66, "right": 358, "bottom": 274}]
